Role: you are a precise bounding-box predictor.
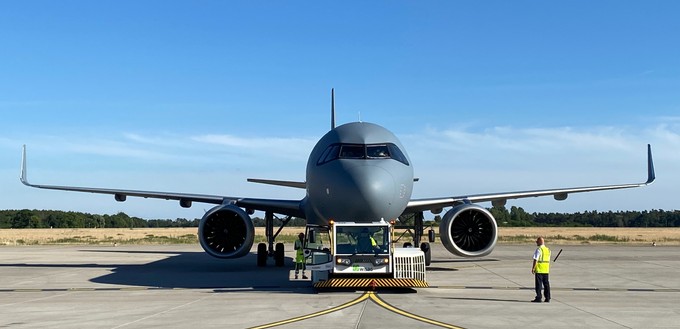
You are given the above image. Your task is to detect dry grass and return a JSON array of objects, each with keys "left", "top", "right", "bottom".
[
  {"left": 0, "top": 227, "right": 304, "bottom": 246},
  {"left": 0, "top": 227, "right": 678, "bottom": 246},
  {"left": 0, "top": 228, "right": 200, "bottom": 246},
  {"left": 498, "top": 227, "right": 680, "bottom": 245}
]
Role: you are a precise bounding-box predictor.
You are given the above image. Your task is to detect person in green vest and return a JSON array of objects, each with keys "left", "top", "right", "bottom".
[
  {"left": 294, "top": 232, "right": 307, "bottom": 279},
  {"left": 531, "top": 236, "right": 551, "bottom": 303}
]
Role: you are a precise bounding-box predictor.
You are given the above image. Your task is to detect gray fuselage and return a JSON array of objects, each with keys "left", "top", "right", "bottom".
[{"left": 303, "top": 122, "right": 414, "bottom": 225}]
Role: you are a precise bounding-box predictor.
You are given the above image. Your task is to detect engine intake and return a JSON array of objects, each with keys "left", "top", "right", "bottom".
[
  {"left": 439, "top": 204, "right": 497, "bottom": 257},
  {"left": 198, "top": 205, "right": 254, "bottom": 259}
]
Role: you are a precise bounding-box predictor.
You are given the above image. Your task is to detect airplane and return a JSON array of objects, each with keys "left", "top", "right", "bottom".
[{"left": 20, "top": 89, "right": 656, "bottom": 266}]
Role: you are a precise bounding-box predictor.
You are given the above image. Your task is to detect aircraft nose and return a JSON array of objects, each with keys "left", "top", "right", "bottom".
[{"left": 343, "top": 164, "right": 397, "bottom": 221}]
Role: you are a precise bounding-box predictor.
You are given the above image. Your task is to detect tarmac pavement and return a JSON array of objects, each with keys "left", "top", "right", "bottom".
[{"left": 0, "top": 242, "right": 678, "bottom": 328}]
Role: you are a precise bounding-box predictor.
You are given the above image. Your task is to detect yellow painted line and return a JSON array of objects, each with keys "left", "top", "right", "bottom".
[
  {"left": 249, "top": 291, "right": 464, "bottom": 329},
  {"left": 368, "top": 292, "right": 464, "bottom": 329},
  {"left": 248, "top": 292, "right": 371, "bottom": 329}
]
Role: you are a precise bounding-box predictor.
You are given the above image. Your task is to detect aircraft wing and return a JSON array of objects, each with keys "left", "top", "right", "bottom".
[
  {"left": 247, "top": 178, "right": 306, "bottom": 189},
  {"left": 20, "top": 146, "right": 304, "bottom": 218},
  {"left": 405, "top": 144, "right": 656, "bottom": 214}
]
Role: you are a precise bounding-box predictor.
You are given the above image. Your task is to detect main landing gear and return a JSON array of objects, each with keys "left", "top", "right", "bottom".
[{"left": 256, "top": 211, "right": 290, "bottom": 267}]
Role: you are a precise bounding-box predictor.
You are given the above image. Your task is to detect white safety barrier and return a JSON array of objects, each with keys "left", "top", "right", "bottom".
[{"left": 392, "top": 248, "right": 426, "bottom": 282}]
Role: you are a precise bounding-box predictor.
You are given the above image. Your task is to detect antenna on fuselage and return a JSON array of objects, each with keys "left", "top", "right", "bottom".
[{"left": 331, "top": 88, "right": 336, "bottom": 130}]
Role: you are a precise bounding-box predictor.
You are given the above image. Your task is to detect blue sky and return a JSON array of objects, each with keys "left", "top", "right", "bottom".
[{"left": 1, "top": 1, "right": 678, "bottom": 219}]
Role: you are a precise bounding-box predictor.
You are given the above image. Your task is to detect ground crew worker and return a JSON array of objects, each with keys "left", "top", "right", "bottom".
[
  {"left": 357, "top": 228, "right": 380, "bottom": 253},
  {"left": 531, "top": 236, "right": 551, "bottom": 303},
  {"left": 369, "top": 234, "right": 378, "bottom": 250},
  {"left": 294, "top": 232, "right": 307, "bottom": 279}
]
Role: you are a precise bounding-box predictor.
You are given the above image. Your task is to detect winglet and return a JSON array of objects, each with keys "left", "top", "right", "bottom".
[
  {"left": 646, "top": 144, "right": 655, "bottom": 184},
  {"left": 20, "top": 145, "right": 30, "bottom": 186},
  {"left": 331, "top": 88, "right": 336, "bottom": 130}
]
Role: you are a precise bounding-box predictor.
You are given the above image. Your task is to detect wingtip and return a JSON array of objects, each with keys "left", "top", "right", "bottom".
[
  {"left": 646, "top": 144, "right": 656, "bottom": 185},
  {"left": 20, "top": 144, "right": 29, "bottom": 185}
]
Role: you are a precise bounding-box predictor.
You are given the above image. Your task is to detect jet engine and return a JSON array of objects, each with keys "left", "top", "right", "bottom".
[
  {"left": 439, "top": 204, "right": 498, "bottom": 257},
  {"left": 198, "top": 204, "right": 255, "bottom": 259}
]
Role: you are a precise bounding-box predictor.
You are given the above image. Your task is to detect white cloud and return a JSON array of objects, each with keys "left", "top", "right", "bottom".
[
  {"left": 191, "top": 134, "right": 316, "bottom": 161},
  {"left": 402, "top": 122, "right": 680, "bottom": 212}
]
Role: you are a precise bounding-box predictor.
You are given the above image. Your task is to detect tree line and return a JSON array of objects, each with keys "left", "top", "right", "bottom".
[
  {"left": 402, "top": 206, "right": 680, "bottom": 228},
  {"left": 489, "top": 206, "right": 680, "bottom": 227},
  {"left": 0, "top": 210, "right": 198, "bottom": 229},
  {"left": 1, "top": 207, "right": 679, "bottom": 229}
]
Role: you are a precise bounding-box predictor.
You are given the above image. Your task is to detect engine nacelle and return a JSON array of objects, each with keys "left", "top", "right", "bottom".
[
  {"left": 439, "top": 204, "right": 498, "bottom": 257},
  {"left": 198, "top": 204, "right": 254, "bottom": 259}
]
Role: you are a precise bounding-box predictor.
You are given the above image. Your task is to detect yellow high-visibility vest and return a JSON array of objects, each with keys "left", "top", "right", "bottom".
[
  {"left": 294, "top": 240, "right": 304, "bottom": 263},
  {"left": 535, "top": 245, "right": 551, "bottom": 274}
]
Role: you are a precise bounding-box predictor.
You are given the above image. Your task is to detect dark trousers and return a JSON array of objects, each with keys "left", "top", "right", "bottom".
[{"left": 535, "top": 273, "right": 551, "bottom": 300}]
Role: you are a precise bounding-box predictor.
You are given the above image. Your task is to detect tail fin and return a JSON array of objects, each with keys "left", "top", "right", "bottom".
[{"left": 331, "top": 88, "right": 336, "bottom": 130}]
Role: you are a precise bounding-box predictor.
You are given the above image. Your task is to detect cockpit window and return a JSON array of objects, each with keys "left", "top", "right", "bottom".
[
  {"left": 318, "top": 144, "right": 341, "bottom": 164},
  {"left": 367, "top": 145, "right": 389, "bottom": 158},
  {"left": 317, "top": 143, "right": 409, "bottom": 166},
  {"left": 387, "top": 144, "right": 409, "bottom": 165},
  {"left": 339, "top": 145, "right": 365, "bottom": 159}
]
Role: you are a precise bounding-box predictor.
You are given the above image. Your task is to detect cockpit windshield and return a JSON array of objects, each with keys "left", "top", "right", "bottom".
[
  {"left": 367, "top": 145, "right": 389, "bottom": 158},
  {"left": 317, "top": 143, "right": 409, "bottom": 166}
]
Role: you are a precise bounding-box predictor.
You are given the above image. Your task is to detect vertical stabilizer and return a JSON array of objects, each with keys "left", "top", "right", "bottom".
[{"left": 331, "top": 88, "right": 336, "bottom": 130}]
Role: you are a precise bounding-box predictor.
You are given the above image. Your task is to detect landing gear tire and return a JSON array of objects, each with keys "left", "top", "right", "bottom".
[
  {"left": 257, "top": 243, "right": 267, "bottom": 267},
  {"left": 274, "top": 243, "right": 285, "bottom": 267},
  {"left": 420, "top": 242, "right": 432, "bottom": 266}
]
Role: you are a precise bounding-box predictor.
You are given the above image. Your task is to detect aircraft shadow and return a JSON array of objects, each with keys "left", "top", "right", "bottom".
[
  {"left": 1, "top": 250, "right": 312, "bottom": 293},
  {"left": 90, "top": 251, "right": 310, "bottom": 292}
]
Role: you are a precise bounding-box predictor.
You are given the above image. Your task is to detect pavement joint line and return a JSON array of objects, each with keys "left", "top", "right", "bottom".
[
  {"left": 425, "top": 286, "right": 680, "bottom": 292},
  {"left": 0, "top": 286, "right": 296, "bottom": 293},
  {"left": 1, "top": 286, "right": 678, "bottom": 293}
]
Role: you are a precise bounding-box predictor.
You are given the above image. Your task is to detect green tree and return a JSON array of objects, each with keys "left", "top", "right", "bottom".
[
  {"left": 11, "top": 210, "right": 33, "bottom": 228},
  {"left": 490, "top": 206, "right": 510, "bottom": 226}
]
